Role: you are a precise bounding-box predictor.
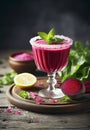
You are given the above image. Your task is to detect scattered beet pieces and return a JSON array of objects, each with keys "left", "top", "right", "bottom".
[{"left": 61, "top": 78, "right": 85, "bottom": 99}]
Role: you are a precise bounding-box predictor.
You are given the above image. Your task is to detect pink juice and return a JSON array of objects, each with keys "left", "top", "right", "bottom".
[{"left": 30, "top": 35, "right": 73, "bottom": 73}]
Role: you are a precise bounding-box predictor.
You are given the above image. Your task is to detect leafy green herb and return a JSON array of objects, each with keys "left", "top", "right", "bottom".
[
  {"left": 38, "top": 28, "right": 64, "bottom": 44},
  {"left": 0, "top": 71, "right": 17, "bottom": 87},
  {"left": 60, "top": 95, "right": 73, "bottom": 102},
  {"left": 19, "top": 91, "right": 29, "bottom": 99},
  {"left": 59, "top": 41, "right": 90, "bottom": 82}
]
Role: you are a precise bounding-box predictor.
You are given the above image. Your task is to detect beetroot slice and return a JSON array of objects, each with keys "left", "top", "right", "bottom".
[{"left": 61, "top": 78, "right": 85, "bottom": 96}]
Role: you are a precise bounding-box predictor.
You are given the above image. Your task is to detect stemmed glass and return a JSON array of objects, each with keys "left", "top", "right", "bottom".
[{"left": 30, "top": 35, "right": 73, "bottom": 99}]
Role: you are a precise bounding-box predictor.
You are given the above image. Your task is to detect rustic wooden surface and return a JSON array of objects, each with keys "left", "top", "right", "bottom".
[{"left": 0, "top": 50, "right": 90, "bottom": 130}]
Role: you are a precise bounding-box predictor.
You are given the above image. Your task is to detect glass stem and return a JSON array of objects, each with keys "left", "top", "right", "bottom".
[{"left": 47, "top": 73, "right": 57, "bottom": 91}]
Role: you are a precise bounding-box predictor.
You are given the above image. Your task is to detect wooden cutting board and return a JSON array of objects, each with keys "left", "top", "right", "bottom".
[{"left": 6, "top": 77, "right": 90, "bottom": 114}]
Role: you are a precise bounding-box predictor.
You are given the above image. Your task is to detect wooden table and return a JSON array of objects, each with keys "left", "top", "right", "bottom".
[{"left": 0, "top": 50, "right": 90, "bottom": 130}]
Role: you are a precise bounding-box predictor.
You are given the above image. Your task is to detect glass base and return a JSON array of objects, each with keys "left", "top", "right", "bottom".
[{"left": 38, "top": 88, "right": 65, "bottom": 99}]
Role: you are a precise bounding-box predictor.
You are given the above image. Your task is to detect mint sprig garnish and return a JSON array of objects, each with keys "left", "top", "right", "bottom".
[{"left": 38, "top": 28, "right": 64, "bottom": 44}]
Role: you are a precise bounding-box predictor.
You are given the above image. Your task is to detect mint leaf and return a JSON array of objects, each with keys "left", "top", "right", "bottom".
[
  {"left": 54, "top": 37, "right": 64, "bottom": 43},
  {"left": 37, "top": 28, "right": 64, "bottom": 44},
  {"left": 37, "top": 32, "right": 47, "bottom": 41},
  {"left": 19, "top": 91, "right": 29, "bottom": 99},
  {"left": 48, "top": 28, "right": 55, "bottom": 38},
  {"left": 46, "top": 37, "right": 55, "bottom": 44},
  {"left": 60, "top": 95, "right": 73, "bottom": 102},
  {"left": 0, "top": 71, "right": 17, "bottom": 87},
  {"left": 46, "top": 28, "right": 56, "bottom": 44}
]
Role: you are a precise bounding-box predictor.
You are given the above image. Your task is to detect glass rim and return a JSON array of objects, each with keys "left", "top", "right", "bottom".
[{"left": 30, "top": 35, "right": 73, "bottom": 49}]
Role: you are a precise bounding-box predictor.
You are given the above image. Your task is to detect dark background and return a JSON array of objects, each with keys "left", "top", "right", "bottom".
[{"left": 0, "top": 0, "right": 90, "bottom": 50}]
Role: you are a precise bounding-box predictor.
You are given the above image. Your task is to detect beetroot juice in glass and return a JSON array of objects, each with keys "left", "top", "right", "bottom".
[{"left": 30, "top": 35, "right": 73, "bottom": 98}]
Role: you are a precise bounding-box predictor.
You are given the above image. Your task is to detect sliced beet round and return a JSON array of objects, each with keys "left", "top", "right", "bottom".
[{"left": 61, "top": 78, "right": 85, "bottom": 98}]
